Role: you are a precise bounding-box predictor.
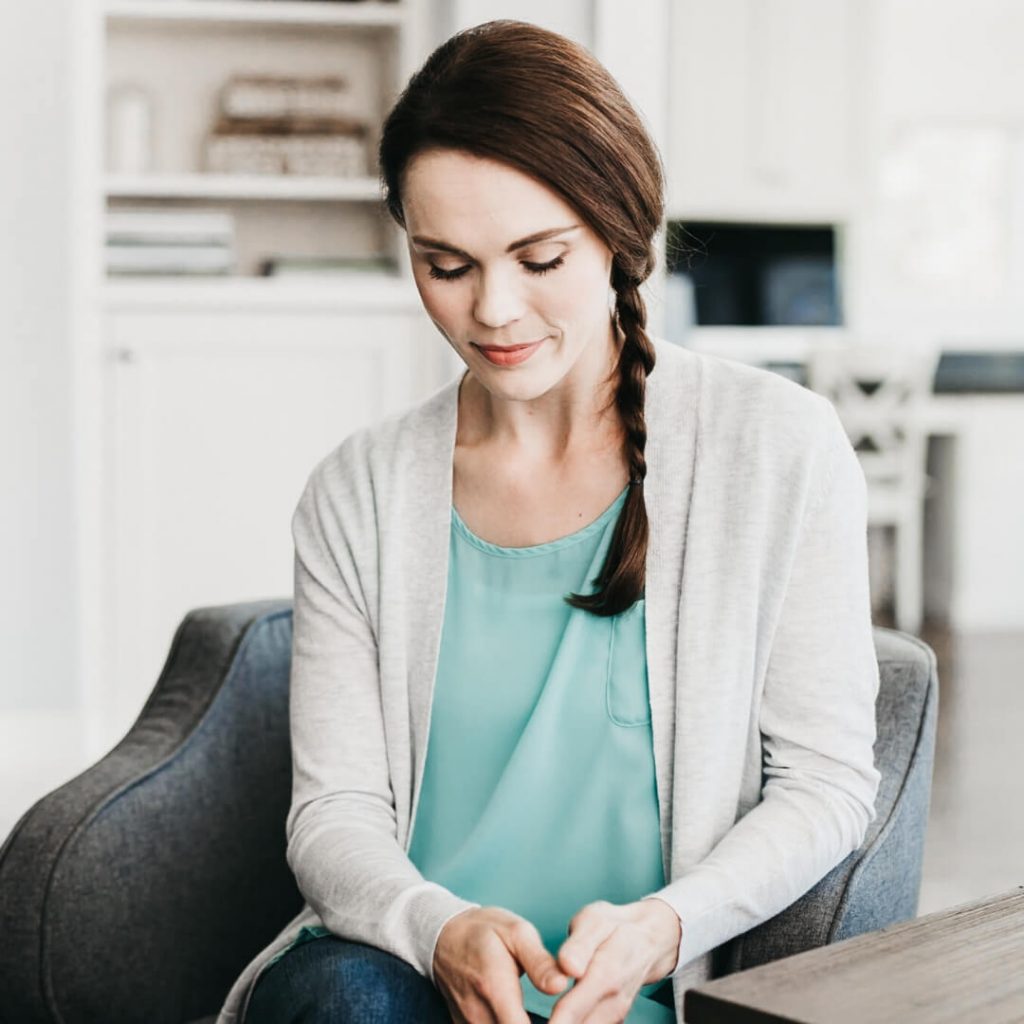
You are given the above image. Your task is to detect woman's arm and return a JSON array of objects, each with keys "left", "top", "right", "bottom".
[
  {"left": 643, "top": 399, "right": 882, "bottom": 977},
  {"left": 284, "top": 453, "right": 480, "bottom": 983}
]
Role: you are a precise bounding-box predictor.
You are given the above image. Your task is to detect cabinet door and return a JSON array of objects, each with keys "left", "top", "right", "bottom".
[
  {"left": 667, "top": 0, "right": 859, "bottom": 220},
  {"left": 99, "top": 309, "right": 440, "bottom": 745}
]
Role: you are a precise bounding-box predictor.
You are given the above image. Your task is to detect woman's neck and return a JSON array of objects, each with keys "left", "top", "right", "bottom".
[{"left": 456, "top": 321, "right": 625, "bottom": 462}]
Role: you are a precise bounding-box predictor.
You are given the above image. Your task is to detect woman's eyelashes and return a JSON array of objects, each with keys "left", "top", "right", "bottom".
[{"left": 426, "top": 254, "right": 565, "bottom": 282}]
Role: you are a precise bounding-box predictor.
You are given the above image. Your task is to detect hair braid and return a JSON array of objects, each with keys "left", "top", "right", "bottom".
[{"left": 565, "top": 266, "right": 656, "bottom": 616}]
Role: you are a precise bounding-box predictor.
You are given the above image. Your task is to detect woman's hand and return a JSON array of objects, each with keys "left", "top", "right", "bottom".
[
  {"left": 433, "top": 906, "right": 570, "bottom": 1023},
  {"left": 547, "top": 899, "right": 682, "bottom": 1024}
]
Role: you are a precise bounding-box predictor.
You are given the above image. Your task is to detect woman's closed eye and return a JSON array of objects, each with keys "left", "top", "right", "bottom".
[{"left": 427, "top": 254, "right": 565, "bottom": 282}]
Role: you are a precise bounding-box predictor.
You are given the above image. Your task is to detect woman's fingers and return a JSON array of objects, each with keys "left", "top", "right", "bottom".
[
  {"left": 548, "top": 900, "right": 671, "bottom": 1024},
  {"left": 481, "top": 962, "right": 535, "bottom": 1024},
  {"left": 446, "top": 975, "right": 526, "bottom": 1024},
  {"left": 503, "top": 918, "right": 569, "bottom": 996},
  {"left": 549, "top": 943, "right": 632, "bottom": 1023},
  {"left": 557, "top": 901, "right": 617, "bottom": 978},
  {"left": 435, "top": 907, "right": 557, "bottom": 1023}
]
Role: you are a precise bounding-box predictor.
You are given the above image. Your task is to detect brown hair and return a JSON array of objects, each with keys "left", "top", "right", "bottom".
[{"left": 378, "top": 19, "right": 664, "bottom": 617}]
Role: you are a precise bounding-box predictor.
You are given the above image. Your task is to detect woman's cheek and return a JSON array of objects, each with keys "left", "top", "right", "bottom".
[
  {"left": 550, "top": 261, "right": 600, "bottom": 318},
  {"left": 414, "top": 276, "right": 460, "bottom": 330}
]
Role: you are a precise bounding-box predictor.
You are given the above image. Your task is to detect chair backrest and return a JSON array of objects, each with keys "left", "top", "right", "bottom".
[
  {"left": 805, "top": 342, "right": 940, "bottom": 494},
  {"left": 0, "top": 602, "right": 939, "bottom": 1022}
]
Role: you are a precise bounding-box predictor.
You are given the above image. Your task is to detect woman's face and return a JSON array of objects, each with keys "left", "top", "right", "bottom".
[{"left": 402, "top": 147, "right": 617, "bottom": 402}]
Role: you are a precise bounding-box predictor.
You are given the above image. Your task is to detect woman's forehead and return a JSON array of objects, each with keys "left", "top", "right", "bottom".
[{"left": 403, "top": 149, "right": 574, "bottom": 233}]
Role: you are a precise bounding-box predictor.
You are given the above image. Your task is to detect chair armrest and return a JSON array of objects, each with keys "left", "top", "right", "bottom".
[
  {"left": 0, "top": 598, "right": 299, "bottom": 1024},
  {"left": 714, "top": 627, "right": 940, "bottom": 974}
]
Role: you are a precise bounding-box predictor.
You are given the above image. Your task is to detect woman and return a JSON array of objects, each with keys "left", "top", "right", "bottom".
[{"left": 218, "top": 19, "right": 880, "bottom": 1024}]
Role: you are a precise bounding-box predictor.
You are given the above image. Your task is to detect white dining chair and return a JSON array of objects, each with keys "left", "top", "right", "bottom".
[{"left": 805, "top": 342, "right": 941, "bottom": 636}]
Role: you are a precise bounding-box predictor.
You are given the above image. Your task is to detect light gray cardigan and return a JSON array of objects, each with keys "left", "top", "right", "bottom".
[{"left": 217, "top": 336, "right": 881, "bottom": 1024}]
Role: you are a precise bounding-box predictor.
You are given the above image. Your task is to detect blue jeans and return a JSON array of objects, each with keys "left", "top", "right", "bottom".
[{"left": 244, "top": 934, "right": 550, "bottom": 1024}]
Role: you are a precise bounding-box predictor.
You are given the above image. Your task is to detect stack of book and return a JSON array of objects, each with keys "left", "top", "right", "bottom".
[
  {"left": 105, "top": 208, "right": 236, "bottom": 276},
  {"left": 257, "top": 254, "right": 395, "bottom": 278},
  {"left": 204, "top": 75, "right": 369, "bottom": 177}
]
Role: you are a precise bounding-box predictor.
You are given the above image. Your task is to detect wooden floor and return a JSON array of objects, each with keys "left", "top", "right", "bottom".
[{"left": 2, "top": 617, "right": 1022, "bottom": 919}]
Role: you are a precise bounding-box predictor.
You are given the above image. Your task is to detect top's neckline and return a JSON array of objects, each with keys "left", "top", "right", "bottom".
[{"left": 451, "top": 484, "right": 630, "bottom": 558}]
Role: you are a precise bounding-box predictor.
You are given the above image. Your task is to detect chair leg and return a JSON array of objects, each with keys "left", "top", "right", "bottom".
[
  {"left": 866, "top": 526, "right": 889, "bottom": 616},
  {"left": 894, "top": 509, "right": 924, "bottom": 635}
]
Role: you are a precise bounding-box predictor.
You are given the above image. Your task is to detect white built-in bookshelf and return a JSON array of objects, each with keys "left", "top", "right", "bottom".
[
  {"left": 70, "top": 1, "right": 443, "bottom": 759},
  {"left": 95, "top": 0, "right": 431, "bottom": 307}
]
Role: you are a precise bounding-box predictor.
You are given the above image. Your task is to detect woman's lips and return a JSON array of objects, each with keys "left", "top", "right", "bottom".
[{"left": 474, "top": 338, "right": 546, "bottom": 367}]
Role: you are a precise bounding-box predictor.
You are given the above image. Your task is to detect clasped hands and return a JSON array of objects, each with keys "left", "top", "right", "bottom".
[{"left": 433, "top": 898, "right": 681, "bottom": 1024}]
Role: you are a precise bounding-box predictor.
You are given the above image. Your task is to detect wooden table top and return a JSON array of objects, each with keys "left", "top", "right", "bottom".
[{"left": 683, "top": 885, "right": 1024, "bottom": 1023}]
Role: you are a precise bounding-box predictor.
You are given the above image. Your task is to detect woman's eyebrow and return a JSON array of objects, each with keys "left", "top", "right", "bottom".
[{"left": 411, "top": 224, "right": 580, "bottom": 258}]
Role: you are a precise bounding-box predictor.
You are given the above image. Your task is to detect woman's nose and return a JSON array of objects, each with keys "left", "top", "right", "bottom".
[{"left": 472, "top": 265, "right": 526, "bottom": 329}]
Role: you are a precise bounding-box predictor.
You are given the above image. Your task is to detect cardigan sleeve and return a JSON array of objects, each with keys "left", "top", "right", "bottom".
[
  {"left": 284, "top": 458, "right": 480, "bottom": 982},
  {"left": 642, "top": 397, "right": 882, "bottom": 977}
]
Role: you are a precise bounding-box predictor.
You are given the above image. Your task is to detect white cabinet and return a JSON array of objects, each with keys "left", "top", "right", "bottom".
[
  {"left": 96, "top": 302, "right": 441, "bottom": 747},
  {"left": 666, "top": 0, "right": 862, "bottom": 221},
  {"left": 927, "top": 398, "right": 1024, "bottom": 632}
]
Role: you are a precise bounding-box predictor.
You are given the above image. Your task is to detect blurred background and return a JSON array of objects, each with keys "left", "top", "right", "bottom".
[{"left": 1, "top": 0, "right": 1021, "bottom": 921}]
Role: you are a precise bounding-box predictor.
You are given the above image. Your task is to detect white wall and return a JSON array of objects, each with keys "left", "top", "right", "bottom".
[
  {"left": 855, "top": 0, "right": 1024, "bottom": 629},
  {"left": 0, "top": 5, "right": 77, "bottom": 714},
  {"left": 438, "top": 0, "right": 592, "bottom": 44},
  {"left": 858, "top": 0, "right": 1024, "bottom": 339}
]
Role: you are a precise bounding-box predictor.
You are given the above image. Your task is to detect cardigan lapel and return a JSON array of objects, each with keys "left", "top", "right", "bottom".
[
  {"left": 643, "top": 338, "right": 702, "bottom": 880},
  {"left": 400, "top": 368, "right": 465, "bottom": 848}
]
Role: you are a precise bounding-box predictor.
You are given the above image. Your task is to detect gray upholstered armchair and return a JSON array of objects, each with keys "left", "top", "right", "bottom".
[{"left": 0, "top": 600, "right": 939, "bottom": 1024}]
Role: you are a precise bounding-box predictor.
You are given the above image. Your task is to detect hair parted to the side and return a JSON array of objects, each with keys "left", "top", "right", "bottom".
[{"left": 378, "top": 19, "right": 665, "bottom": 617}]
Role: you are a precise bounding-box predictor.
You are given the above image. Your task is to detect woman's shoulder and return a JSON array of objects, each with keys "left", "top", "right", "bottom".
[
  {"left": 652, "top": 336, "right": 836, "bottom": 449},
  {"left": 649, "top": 337, "right": 850, "bottom": 519}
]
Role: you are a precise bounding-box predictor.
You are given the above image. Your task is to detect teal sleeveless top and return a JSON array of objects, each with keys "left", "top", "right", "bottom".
[
  {"left": 407, "top": 484, "right": 674, "bottom": 1023},
  {"left": 266, "top": 485, "right": 674, "bottom": 1023}
]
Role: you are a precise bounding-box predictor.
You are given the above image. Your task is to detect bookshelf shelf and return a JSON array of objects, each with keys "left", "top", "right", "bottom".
[
  {"left": 101, "top": 273, "right": 420, "bottom": 311},
  {"left": 106, "top": 173, "right": 382, "bottom": 201},
  {"left": 99, "top": 0, "right": 426, "bottom": 281},
  {"left": 103, "top": 1, "right": 405, "bottom": 29}
]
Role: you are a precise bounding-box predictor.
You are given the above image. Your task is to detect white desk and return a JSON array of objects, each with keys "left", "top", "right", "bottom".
[{"left": 910, "top": 394, "right": 1024, "bottom": 632}]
